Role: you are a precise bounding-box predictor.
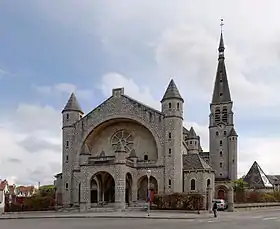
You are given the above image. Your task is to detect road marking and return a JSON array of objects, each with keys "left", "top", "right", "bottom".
[{"left": 263, "top": 217, "right": 279, "bottom": 221}]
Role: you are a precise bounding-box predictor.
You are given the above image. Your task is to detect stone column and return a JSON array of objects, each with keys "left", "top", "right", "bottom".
[
  {"left": 131, "top": 181, "right": 138, "bottom": 206},
  {"left": 207, "top": 185, "right": 213, "bottom": 213},
  {"left": 114, "top": 147, "right": 127, "bottom": 211},
  {"left": 79, "top": 167, "right": 90, "bottom": 212},
  {"left": 227, "top": 186, "right": 234, "bottom": 212}
]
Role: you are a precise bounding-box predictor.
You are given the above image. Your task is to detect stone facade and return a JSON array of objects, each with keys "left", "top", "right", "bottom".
[{"left": 55, "top": 32, "right": 238, "bottom": 211}]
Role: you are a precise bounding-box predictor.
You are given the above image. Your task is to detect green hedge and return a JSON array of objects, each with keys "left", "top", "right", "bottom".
[{"left": 153, "top": 193, "right": 204, "bottom": 210}]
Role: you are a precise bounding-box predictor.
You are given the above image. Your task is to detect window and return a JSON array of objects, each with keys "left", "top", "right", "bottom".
[
  {"left": 168, "top": 103, "right": 172, "bottom": 109},
  {"left": 219, "top": 93, "right": 223, "bottom": 96},
  {"left": 66, "top": 155, "right": 69, "bottom": 162},
  {"left": 168, "top": 179, "right": 172, "bottom": 188},
  {"left": 79, "top": 114, "right": 82, "bottom": 120},
  {"left": 184, "top": 136, "right": 187, "bottom": 141},
  {"left": 177, "top": 103, "right": 180, "bottom": 110},
  {"left": 65, "top": 183, "right": 68, "bottom": 189},
  {"left": 220, "top": 162, "right": 223, "bottom": 168},
  {"left": 207, "top": 179, "right": 211, "bottom": 187},
  {"left": 220, "top": 140, "right": 222, "bottom": 146},
  {"left": 144, "top": 155, "right": 148, "bottom": 161},
  {"left": 149, "top": 112, "right": 152, "bottom": 121},
  {"left": 168, "top": 148, "right": 171, "bottom": 157},
  {"left": 66, "top": 113, "right": 69, "bottom": 120},
  {"left": 220, "top": 173, "right": 223, "bottom": 176},
  {"left": 191, "top": 179, "right": 196, "bottom": 191},
  {"left": 220, "top": 151, "right": 223, "bottom": 157},
  {"left": 220, "top": 78, "right": 223, "bottom": 83},
  {"left": 168, "top": 132, "right": 171, "bottom": 139},
  {"left": 224, "top": 131, "right": 226, "bottom": 136},
  {"left": 222, "top": 107, "right": 228, "bottom": 123},
  {"left": 214, "top": 108, "right": 220, "bottom": 123},
  {"left": 233, "top": 159, "right": 235, "bottom": 163},
  {"left": 66, "top": 140, "right": 69, "bottom": 148},
  {"left": 216, "top": 131, "right": 219, "bottom": 136},
  {"left": 190, "top": 141, "right": 192, "bottom": 145}
]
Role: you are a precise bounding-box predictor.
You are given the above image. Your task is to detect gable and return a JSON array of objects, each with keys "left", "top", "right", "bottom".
[{"left": 74, "top": 92, "right": 165, "bottom": 154}]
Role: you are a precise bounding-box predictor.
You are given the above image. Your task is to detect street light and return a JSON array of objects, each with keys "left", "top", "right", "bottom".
[{"left": 146, "top": 169, "right": 151, "bottom": 216}]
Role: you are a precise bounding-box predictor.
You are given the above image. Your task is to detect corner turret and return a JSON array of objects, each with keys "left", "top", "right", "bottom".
[
  {"left": 186, "top": 127, "right": 199, "bottom": 154},
  {"left": 62, "top": 93, "right": 84, "bottom": 128},
  {"left": 161, "top": 79, "right": 184, "bottom": 193}
]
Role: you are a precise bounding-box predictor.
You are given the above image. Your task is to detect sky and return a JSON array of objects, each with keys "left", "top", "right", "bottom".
[{"left": 1, "top": 0, "right": 280, "bottom": 185}]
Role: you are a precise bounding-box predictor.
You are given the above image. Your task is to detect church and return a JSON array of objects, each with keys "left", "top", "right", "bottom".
[{"left": 54, "top": 31, "right": 238, "bottom": 212}]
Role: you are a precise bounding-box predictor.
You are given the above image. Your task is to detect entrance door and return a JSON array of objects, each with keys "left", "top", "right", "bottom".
[{"left": 218, "top": 190, "right": 225, "bottom": 199}]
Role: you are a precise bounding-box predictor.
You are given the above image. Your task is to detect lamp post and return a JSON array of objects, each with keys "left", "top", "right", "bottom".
[{"left": 146, "top": 169, "right": 151, "bottom": 216}]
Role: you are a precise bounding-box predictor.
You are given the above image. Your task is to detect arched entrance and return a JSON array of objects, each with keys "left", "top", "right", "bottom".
[
  {"left": 137, "top": 175, "right": 158, "bottom": 202},
  {"left": 126, "top": 173, "right": 133, "bottom": 205},
  {"left": 90, "top": 171, "right": 115, "bottom": 205},
  {"left": 216, "top": 185, "right": 228, "bottom": 200}
]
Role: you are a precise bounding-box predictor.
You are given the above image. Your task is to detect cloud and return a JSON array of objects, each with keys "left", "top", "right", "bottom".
[
  {"left": 0, "top": 104, "right": 61, "bottom": 185},
  {"left": 18, "top": 135, "right": 61, "bottom": 153},
  {"left": 33, "top": 83, "right": 93, "bottom": 100}
]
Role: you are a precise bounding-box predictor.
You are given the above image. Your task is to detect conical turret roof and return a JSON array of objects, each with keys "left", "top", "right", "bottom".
[
  {"left": 161, "top": 79, "right": 184, "bottom": 102},
  {"left": 228, "top": 127, "right": 238, "bottom": 136},
  {"left": 187, "top": 127, "right": 199, "bottom": 139},
  {"left": 62, "top": 93, "right": 83, "bottom": 114}
]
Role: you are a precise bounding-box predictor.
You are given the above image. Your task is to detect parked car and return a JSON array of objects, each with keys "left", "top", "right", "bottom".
[{"left": 212, "top": 199, "right": 227, "bottom": 210}]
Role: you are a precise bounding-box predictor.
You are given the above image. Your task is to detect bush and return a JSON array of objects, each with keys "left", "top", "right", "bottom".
[{"left": 153, "top": 193, "right": 204, "bottom": 210}]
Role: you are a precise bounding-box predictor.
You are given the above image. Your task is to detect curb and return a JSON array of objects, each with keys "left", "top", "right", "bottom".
[{"left": 0, "top": 214, "right": 212, "bottom": 220}]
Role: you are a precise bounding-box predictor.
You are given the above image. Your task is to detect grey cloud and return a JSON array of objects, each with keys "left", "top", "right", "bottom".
[
  {"left": 18, "top": 136, "right": 61, "bottom": 153},
  {"left": 7, "top": 158, "right": 21, "bottom": 163}
]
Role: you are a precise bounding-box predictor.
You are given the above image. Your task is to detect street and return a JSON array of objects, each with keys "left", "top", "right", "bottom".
[{"left": 1, "top": 209, "right": 280, "bottom": 229}]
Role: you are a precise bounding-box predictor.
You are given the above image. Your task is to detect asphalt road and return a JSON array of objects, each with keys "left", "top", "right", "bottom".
[{"left": 1, "top": 209, "right": 280, "bottom": 229}]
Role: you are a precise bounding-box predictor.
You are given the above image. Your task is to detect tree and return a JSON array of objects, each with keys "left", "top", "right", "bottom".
[{"left": 233, "top": 179, "right": 248, "bottom": 203}]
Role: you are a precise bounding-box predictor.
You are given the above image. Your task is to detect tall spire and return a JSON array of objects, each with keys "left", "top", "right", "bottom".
[{"left": 211, "top": 19, "right": 232, "bottom": 104}]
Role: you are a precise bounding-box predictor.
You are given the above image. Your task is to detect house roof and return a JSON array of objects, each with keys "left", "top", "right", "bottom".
[{"left": 243, "top": 161, "right": 273, "bottom": 189}]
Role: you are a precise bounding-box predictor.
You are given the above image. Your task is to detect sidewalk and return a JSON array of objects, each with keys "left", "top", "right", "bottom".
[{"left": 0, "top": 211, "right": 215, "bottom": 220}]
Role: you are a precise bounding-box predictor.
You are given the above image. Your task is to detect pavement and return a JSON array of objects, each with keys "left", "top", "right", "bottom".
[{"left": 1, "top": 208, "right": 280, "bottom": 228}]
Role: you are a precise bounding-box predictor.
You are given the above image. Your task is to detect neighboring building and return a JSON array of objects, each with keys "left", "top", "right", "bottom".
[
  {"left": 243, "top": 161, "right": 280, "bottom": 191},
  {"left": 54, "top": 30, "right": 238, "bottom": 211},
  {"left": 0, "top": 180, "right": 8, "bottom": 214},
  {"left": 15, "top": 186, "right": 36, "bottom": 197}
]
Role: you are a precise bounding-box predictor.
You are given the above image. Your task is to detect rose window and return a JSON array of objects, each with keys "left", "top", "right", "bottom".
[{"left": 111, "top": 129, "right": 134, "bottom": 153}]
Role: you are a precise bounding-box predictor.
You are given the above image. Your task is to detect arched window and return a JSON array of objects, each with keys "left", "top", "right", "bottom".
[
  {"left": 144, "top": 155, "right": 148, "bottom": 161},
  {"left": 177, "top": 103, "right": 180, "bottom": 110},
  {"left": 220, "top": 140, "right": 223, "bottom": 146},
  {"left": 214, "top": 108, "right": 221, "bottom": 123},
  {"left": 207, "top": 179, "right": 211, "bottom": 187},
  {"left": 168, "top": 103, "right": 172, "bottom": 109},
  {"left": 222, "top": 107, "right": 228, "bottom": 123},
  {"left": 191, "top": 179, "right": 196, "bottom": 191}
]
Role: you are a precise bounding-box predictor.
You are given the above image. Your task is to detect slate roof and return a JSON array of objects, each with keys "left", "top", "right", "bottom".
[
  {"left": 62, "top": 93, "right": 84, "bottom": 114},
  {"left": 187, "top": 127, "right": 199, "bottom": 139},
  {"left": 183, "top": 154, "right": 213, "bottom": 170},
  {"left": 211, "top": 32, "right": 232, "bottom": 104},
  {"left": 229, "top": 127, "right": 238, "bottom": 136},
  {"left": 243, "top": 161, "right": 273, "bottom": 189},
  {"left": 161, "top": 79, "right": 184, "bottom": 102}
]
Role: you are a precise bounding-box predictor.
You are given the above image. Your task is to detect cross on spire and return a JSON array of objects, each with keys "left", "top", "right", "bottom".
[{"left": 220, "top": 18, "right": 224, "bottom": 33}]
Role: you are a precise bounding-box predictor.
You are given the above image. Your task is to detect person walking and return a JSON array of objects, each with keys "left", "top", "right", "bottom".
[{"left": 212, "top": 201, "right": 218, "bottom": 218}]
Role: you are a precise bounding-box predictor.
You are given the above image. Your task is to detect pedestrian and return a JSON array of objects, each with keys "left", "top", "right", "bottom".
[{"left": 212, "top": 201, "right": 218, "bottom": 218}]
